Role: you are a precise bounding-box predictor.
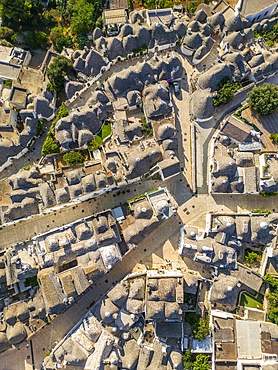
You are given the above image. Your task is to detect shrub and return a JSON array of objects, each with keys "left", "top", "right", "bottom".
[
  {"left": 22, "top": 164, "right": 32, "bottom": 170},
  {"left": 193, "top": 354, "right": 210, "bottom": 370},
  {"left": 37, "top": 120, "right": 44, "bottom": 136},
  {"left": 251, "top": 208, "right": 272, "bottom": 214},
  {"left": 248, "top": 83, "right": 278, "bottom": 116},
  {"left": 88, "top": 140, "right": 100, "bottom": 151},
  {"left": 259, "top": 191, "right": 278, "bottom": 197},
  {"left": 3, "top": 79, "right": 12, "bottom": 88},
  {"left": 57, "top": 102, "right": 68, "bottom": 119},
  {"left": 45, "top": 350, "right": 51, "bottom": 357},
  {"left": 0, "top": 26, "right": 14, "bottom": 40},
  {"left": 244, "top": 249, "right": 262, "bottom": 264},
  {"left": 63, "top": 151, "right": 84, "bottom": 166}
]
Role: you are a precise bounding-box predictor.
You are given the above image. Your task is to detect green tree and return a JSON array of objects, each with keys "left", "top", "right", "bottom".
[
  {"left": 193, "top": 317, "right": 210, "bottom": 342},
  {"left": 254, "top": 22, "right": 278, "bottom": 47},
  {"left": 46, "top": 55, "right": 74, "bottom": 92},
  {"left": 88, "top": 139, "right": 100, "bottom": 151},
  {"left": 0, "top": 0, "right": 44, "bottom": 31},
  {"left": 50, "top": 26, "right": 73, "bottom": 52},
  {"left": 0, "top": 26, "right": 14, "bottom": 40},
  {"left": 144, "top": 0, "right": 174, "bottom": 9},
  {"left": 57, "top": 102, "right": 69, "bottom": 119},
  {"left": 264, "top": 273, "right": 278, "bottom": 325},
  {"left": 67, "top": 0, "right": 99, "bottom": 36},
  {"left": 193, "top": 354, "right": 210, "bottom": 370},
  {"left": 245, "top": 250, "right": 261, "bottom": 264},
  {"left": 185, "top": 1, "right": 198, "bottom": 15},
  {"left": 95, "top": 16, "right": 103, "bottom": 29},
  {"left": 270, "top": 133, "right": 278, "bottom": 143},
  {"left": 265, "top": 272, "right": 278, "bottom": 290},
  {"left": 63, "top": 151, "right": 84, "bottom": 166},
  {"left": 37, "top": 120, "right": 44, "bottom": 136},
  {"left": 75, "top": 34, "right": 89, "bottom": 49},
  {"left": 183, "top": 350, "right": 193, "bottom": 370},
  {"left": 41, "top": 136, "right": 60, "bottom": 156},
  {"left": 185, "top": 313, "right": 210, "bottom": 342},
  {"left": 49, "top": 102, "right": 69, "bottom": 133},
  {"left": 213, "top": 78, "right": 241, "bottom": 107},
  {"left": 268, "top": 305, "right": 278, "bottom": 325},
  {"left": 25, "top": 31, "right": 48, "bottom": 49},
  {"left": 248, "top": 83, "right": 278, "bottom": 116}
]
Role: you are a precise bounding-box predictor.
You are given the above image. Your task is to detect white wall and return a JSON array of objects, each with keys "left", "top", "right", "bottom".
[{"left": 181, "top": 44, "right": 194, "bottom": 56}]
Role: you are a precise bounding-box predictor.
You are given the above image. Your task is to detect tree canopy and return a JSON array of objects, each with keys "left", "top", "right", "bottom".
[
  {"left": 41, "top": 136, "right": 60, "bottom": 156},
  {"left": 50, "top": 26, "right": 73, "bottom": 53},
  {"left": 248, "top": 83, "right": 278, "bottom": 116},
  {"left": 265, "top": 272, "right": 278, "bottom": 325},
  {"left": 244, "top": 250, "right": 261, "bottom": 265},
  {"left": 193, "top": 354, "right": 210, "bottom": 370},
  {"left": 0, "top": 0, "right": 102, "bottom": 50},
  {"left": 0, "top": 0, "right": 45, "bottom": 31},
  {"left": 185, "top": 313, "right": 210, "bottom": 342},
  {"left": 67, "top": 0, "right": 99, "bottom": 36},
  {"left": 182, "top": 351, "right": 210, "bottom": 370},
  {"left": 213, "top": 78, "right": 241, "bottom": 107},
  {"left": 63, "top": 151, "right": 85, "bottom": 166},
  {"left": 46, "top": 55, "right": 75, "bottom": 92}
]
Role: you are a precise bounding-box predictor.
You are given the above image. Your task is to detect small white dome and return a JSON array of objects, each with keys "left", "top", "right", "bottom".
[{"left": 260, "top": 221, "right": 268, "bottom": 230}]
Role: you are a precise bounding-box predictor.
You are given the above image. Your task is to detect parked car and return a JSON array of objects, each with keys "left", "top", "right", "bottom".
[{"left": 173, "top": 81, "right": 180, "bottom": 95}]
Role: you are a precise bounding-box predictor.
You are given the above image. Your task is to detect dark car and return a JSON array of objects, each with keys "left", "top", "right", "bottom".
[{"left": 173, "top": 81, "right": 180, "bottom": 95}]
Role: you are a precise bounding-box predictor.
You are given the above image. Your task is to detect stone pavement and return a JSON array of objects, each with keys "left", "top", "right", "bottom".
[{"left": 172, "top": 76, "right": 193, "bottom": 189}]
